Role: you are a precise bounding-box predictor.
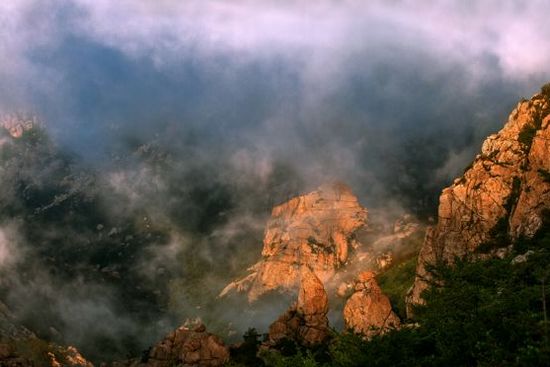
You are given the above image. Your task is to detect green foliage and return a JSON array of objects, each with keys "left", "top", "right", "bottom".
[
  {"left": 518, "top": 123, "right": 538, "bottom": 151},
  {"left": 477, "top": 177, "right": 521, "bottom": 253},
  {"left": 541, "top": 82, "right": 550, "bottom": 98},
  {"left": 377, "top": 256, "right": 418, "bottom": 319},
  {"left": 229, "top": 328, "right": 265, "bottom": 367}
]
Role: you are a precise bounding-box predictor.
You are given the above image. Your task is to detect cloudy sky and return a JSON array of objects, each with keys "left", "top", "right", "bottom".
[{"left": 2, "top": 1, "right": 550, "bottom": 210}]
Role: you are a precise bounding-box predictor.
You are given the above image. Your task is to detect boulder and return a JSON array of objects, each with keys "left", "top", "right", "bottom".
[
  {"left": 267, "top": 267, "right": 330, "bottom": 347},
  {"left": 343, "top": 272, "right": 400, "bottom": 338}
]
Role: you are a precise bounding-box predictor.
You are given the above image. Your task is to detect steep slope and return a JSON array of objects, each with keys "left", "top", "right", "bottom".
[
  {"left": 408, "top": 85, "right": 550, "bottom": 311},
  {"left": 0, "top": 301, "right": 92, "bottom": 367},
  {"left": 220, "top": 183, "right": 368, "bottom": 302}
]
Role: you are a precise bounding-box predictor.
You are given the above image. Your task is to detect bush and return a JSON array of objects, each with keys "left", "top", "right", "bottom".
[
  {"left": 518, "top": 123, "right": 538, "bottom": 151},
  {"left": 377, "top": 256, "right": 418, "bottom": 319}
]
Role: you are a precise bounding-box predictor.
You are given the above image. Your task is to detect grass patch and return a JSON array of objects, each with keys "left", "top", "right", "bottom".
[{"left": 377, "top": 256, "right": 418, "bottom": 320}]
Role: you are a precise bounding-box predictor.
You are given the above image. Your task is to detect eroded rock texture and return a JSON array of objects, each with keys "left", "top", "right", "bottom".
[
  {"left": 343, "top": 271, "right": 400, "bottom": 338},
  {"left": 408, "top": 89, "right": 550, "bottom": 313},
  {"left": 267, "top": 267, "right": 330, "bottom": 347},
  {"left": 220, "top": 183, "right": 368, "bottom": 302},
  {"left": 141, "top": 323, "right": 229, "bottom": 367}
]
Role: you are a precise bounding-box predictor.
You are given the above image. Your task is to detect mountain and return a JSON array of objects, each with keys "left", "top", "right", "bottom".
[{"left": 407, "top": 84, "right": 550, "bottom": 312}]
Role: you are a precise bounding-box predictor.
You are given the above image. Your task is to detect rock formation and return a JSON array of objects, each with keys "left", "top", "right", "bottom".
[
  {"left": 144, "top": 323, "right": 229, "bottom": 367},
  {"left": 220, "top": 182, "right": 368, "bottom": 302},
  {"left": 408, "top": 86, "right": 550, "bottom": 312},
  {"left": 267, "top": 267, "right": 330, "bottom": 347},
  {"left": 343, "top": 271, "right": 400, "bottom": 338},
  {"left": 108, "top": 322, "right": 229, "bottom": 367},
  {"left": 0, "top": 301, "right": 92, "bottom": 367}
]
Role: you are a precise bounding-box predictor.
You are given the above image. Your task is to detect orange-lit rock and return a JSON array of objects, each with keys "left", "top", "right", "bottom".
[
  {"left": 343, "top": 271, "right": 400, "bottom": 338},
  {"left": 220, "top": 182, "right": 367, "bottom": 302},
  {"left": 144, "top": 323, "right": 229, "bottom": 367},
  {"left": 408, "top": 89, "right": 550, "bottom": 314},
  {"left": 267, "top": 267, "right": 330, "bottom": 347}
]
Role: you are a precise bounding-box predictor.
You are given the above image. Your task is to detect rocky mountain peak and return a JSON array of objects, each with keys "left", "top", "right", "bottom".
[
  {"left": 407, "top": 87, "right": 550, "bottom": 312},
  {"left": 220, "top": 182, "right": 368, "bottom": 302}
]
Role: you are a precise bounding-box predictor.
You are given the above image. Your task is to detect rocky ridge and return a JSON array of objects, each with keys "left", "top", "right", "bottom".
[{"left": 408, "top": 87, "right": 550, "bottom": 311}]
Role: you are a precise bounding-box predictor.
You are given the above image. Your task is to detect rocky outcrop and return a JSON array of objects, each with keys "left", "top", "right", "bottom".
[
  {"left": 408, "top": 87, "right": 550, "bottom": 312},
  {"left": 267, "top": 267, "right": 330, "bottom": 347},
  {"left": 0, "top": 301, "right": 92, "bottom": 367},
  {"left": 139, "top": 323, "right": 229, "bottom": 367},
  {"left": 220, "top": 183, "right": 368, "bottom": 302},
  {"left": 343, "top": 272, "right": 400, "bottom": 338}
]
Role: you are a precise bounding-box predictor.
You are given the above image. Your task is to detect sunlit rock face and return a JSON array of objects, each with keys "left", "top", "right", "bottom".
[
  {"left": 220, "top": 182, "right": 368, "bottom": 302},
  {"left": 343, "top": 271, "right": 400, "bottom": 338},
  {"left": 266, "top": 267, "right": 330, "bottom": 347},
  {"left": 408, "top": 89, "right": 550, "bottom": 313}
]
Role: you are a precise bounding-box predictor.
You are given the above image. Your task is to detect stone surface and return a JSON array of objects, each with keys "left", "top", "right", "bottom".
[
  {"left": 407, "top": 90, "right": 550, "bottom": 314},
  {"left": 141, "top": 322, "right": 229, "bottom": 367},
  {"left": 220, "top": 182, "right": 368, "bottom": 302},
  {"left": 267, "top": 267, "right": 330, "bottom": 347},
  {"left": 343, "top": 271, "right": 400, "bottom": 338}
]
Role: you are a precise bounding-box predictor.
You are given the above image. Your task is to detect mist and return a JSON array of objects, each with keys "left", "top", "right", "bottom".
[{"left": 1, "top": 0, "right": 550, "bottom": 363}]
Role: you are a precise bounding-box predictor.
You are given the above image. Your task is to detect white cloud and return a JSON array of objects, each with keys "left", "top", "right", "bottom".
[{"left": 63, "top": 0, "right": 550, "bottom": 79}]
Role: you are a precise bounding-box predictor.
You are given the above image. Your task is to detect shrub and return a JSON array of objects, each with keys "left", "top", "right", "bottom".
[
  {"left": 518, "top": 123, "right": 538, "bottom": 151},
  {"left": 377, "top": 256, "right": 418, "bottom": 319}
]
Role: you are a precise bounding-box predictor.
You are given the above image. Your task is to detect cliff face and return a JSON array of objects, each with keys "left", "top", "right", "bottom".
[
  {"left": 220, "top": 183, "right": 368, "bottom": 302},
  {"left": 408, "top": 88, "right": 550, "bottom": 311}
]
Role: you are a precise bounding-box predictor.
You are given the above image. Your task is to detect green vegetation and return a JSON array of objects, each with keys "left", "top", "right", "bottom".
[
  {"left": 377, "top": 256, "right": 417, "bottom": 319},
  {"left": 541, "top": 82, "right": 550, "bottom": 98},
  {"left": 518, "top": 123, "right": 538, "bottom": 151},
  {"left": 476, "top": 177, "right": 521, "bottom": 254}
]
